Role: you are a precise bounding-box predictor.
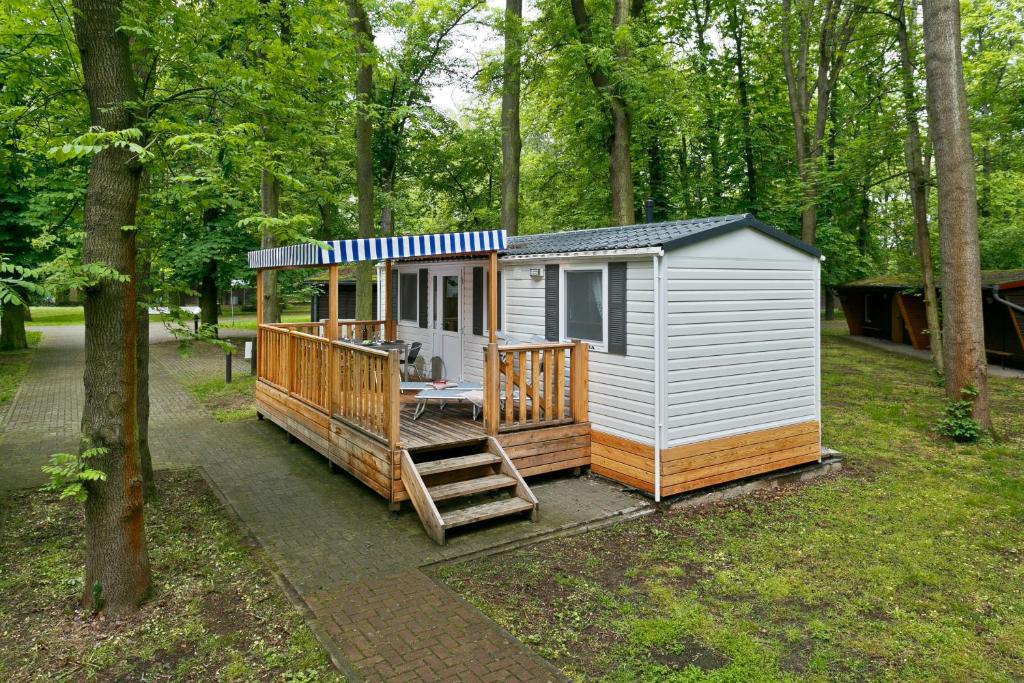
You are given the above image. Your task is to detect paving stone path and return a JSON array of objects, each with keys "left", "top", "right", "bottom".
[{"left": 1, "top": 325, "right": 650, "bottom": 682}]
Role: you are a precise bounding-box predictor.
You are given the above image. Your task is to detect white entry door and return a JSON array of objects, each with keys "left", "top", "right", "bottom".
[{"left": 433, "top": 270, "right": 463, "bottom": 380}]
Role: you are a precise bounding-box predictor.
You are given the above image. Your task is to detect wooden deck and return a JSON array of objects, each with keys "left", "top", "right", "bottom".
[{"left": 399, "top": 401, "right": 485, "bottom": 450}]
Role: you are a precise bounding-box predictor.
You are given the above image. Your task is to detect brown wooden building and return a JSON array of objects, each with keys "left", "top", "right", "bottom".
[{"left": 836, "top": 270, "right": 1024, "bottom": 369}]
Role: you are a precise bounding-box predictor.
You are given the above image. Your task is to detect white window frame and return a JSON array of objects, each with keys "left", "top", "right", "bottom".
[
  {"left": 560, "top": 262, "right": 608, "bottom": 351},
  {"left": 399, "top": 270, "right": 418, "bottom": 323}
]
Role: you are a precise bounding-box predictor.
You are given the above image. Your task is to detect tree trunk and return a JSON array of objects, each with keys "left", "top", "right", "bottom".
[
  {"left": 73, "top": 0, "right": 151, "bottom": 616},
  {"left": 259, "top": 169, "right": 281, "bottom": 324},
  {"left": 136, "top": 248, "right": 154, "bottom": 502},
  {"left": 727, "top": 1, "right": 757, "bottom": 210},
  {"left": 895, "top": 0, "right": 943, "bottom": 374},
  {"left": 348, "top": 0, "right": 376, "bottom": 321},
  {"left": 0, "top": 300, "right": 28, "bottom": 351},
  {"left": 921, "top": 0, "right": 990, "bottom": 428},
  {"left": 570, "top": 0, "right": 637, "bottom": 226},
  {"left": 501, "top": 0, "right": 522, "bottom": 235},
  {"left": 200, "top": 264, "right": 218, "bottom": 328}
]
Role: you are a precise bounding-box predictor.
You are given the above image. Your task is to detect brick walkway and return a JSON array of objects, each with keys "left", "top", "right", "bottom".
[{"left": 1, "top": 325, "right": 650, "bottom": 682}]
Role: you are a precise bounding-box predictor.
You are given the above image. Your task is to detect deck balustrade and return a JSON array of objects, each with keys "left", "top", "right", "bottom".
[{"left": 257, "top": 322, "right": 588, "bottom": 448}]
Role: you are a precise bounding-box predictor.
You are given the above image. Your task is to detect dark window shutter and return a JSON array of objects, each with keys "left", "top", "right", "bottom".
[
  {"left": 472, "top": 266, "right": 484, "bottom": 336},
  {"left": 389, "top": 271, "right": 398, "bottom": 323},
  {"left": 418, "top": 269, "right": 428, "bottom": 328},
  {"left": 608, "top": 262, "right": 628, "bottom": 354},
  {"left": 497, "top": 272, "right": 503, "bottom": 331},
  {"left": 545, "top": 264, "right": 559, "bottom": 341}
]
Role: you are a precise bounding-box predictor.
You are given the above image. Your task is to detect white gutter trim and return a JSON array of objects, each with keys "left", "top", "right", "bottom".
[
  {"left": 653, "top": 249, "right": 665, "bottom": 502},
  {"left": 500, "top": 247, "right": 663, "bottom": 260}
]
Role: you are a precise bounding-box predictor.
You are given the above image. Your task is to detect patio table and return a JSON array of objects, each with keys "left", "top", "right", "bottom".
[{"left": 412, "top": 383, "right": 484, "bottom": 420}]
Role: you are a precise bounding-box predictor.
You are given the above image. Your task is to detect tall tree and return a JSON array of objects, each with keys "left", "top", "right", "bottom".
[
  {"left": 725, "top": 0, "right": 756, "bottom": 210},
  {"left": 569, "top": 0, "right": 641, "bottom": 225},
  {"left": 893, "top": 0, "right": 942, "bottom": 373},
  {"left": 780, "top": 0, "right": 857, "bottom": 244},
  {"left": 348, "top": 0, "right": 376, "bottom": 320},
  {"left": 72, "top": 0, "right": 151, "bottom": 615},
  {"left": 501, "top": 0, "right": 523, "bottom": 235},
  {"left": 921, "top": 0, "right": 990, "bottom": 428}
]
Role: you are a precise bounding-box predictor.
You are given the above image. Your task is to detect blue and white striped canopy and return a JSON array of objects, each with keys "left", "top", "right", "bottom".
[{"left": 248, "top": 229, "right": 507, "bottom": 269}]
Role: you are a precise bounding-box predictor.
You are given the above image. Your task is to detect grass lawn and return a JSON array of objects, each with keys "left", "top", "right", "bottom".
[
  {"left": 438, "top": 334, "right": 1024, "bottom": 681},
  {"left": 0, "top": 331, "right": 41, "bottom": 407},
  {"left": 0, "top": 469, "right": 342, "bottom": 682},
  {"left": 189, "top": 373, "right": 257, "bottom": 422},
  {"left": 28, "top": 306, "right": 308, "bottom": 328},
  {"left": 218, "top": 307, "right": 309, "bottom": 330}
]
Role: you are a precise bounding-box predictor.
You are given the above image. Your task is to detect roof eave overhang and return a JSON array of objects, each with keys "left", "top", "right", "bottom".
[
  {"left": 661, "top": 216, "right": 823, "bottom": 258},
  {"left": 499, "top": 246, "right": 664, "bottom": 260}
]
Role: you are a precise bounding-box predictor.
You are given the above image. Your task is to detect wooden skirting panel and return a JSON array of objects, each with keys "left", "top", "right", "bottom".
[
  {"left": 257, "top": 380, "right": 395, "bottom": 500},
  {"left": 591, "top": 430, "right": 655, "bottom": 494},
  {"left": 660, "top": 421, "right": 820, "bottom": 497},
  {"left": 497, "top": 422, "right": 591, "bottom": 478}
]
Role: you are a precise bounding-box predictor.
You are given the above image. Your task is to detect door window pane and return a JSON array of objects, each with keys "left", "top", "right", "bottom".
[
  {"left": 442, "top": 275, "right": 459, "bottom": 332},
  {"left": 400, "top": 273, "right": 418, "bottom": 322},
  {"left": 565, "top": 270, "right": 603, "bottom": 342}
]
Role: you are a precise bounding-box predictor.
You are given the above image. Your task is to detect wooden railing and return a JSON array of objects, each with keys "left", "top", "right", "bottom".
[
  {"left": 337, "top": 319, "right": 386, "bottom": 341},
  {"left": 483, "top": 340, "right": 589, "bottom": 434},
  {"left": 290, "top": 332, "right": 330, "bottom": 411},
  {"left": 331, "top": 340, "right": 401, "bottom": 446},
  {"left": 257, "top": 324, "right": 292, "bottom": 389}
]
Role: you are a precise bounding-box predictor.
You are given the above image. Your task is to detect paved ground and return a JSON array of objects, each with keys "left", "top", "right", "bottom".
[
  {"left": 843, "top": 334, "right": 1024, "bottom": 378},
  {"left": 1, "top": 324, "right": 650, "bottom": 682}
]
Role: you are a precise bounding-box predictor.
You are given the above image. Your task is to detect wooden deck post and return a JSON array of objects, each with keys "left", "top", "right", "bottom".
[
  {"left": 488, "top": 251, "right": 498, "bottom": 343},
  {"left": 484, "top": 342, "right": 500, "bottom": 435},
  {"left": 385, "top": 349, "right": 401, "bottom": 447},
  {"left": 384, "top": 260, "right": 394, "bottom": 341},
  {"left": 571, "top": 340, "right": 589, "bottom": 423},
  {"left": 255, "top": 269, "right": 264, "bottom": 379},
  {"left": 327, "top": 265, "right": 339, "bottom": 415}
]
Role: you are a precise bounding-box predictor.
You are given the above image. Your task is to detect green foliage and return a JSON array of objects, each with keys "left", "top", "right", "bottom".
[
  {"left": 48, "top": 128, "right": 151, "bottom": 163},
  {"left": 0, "top": 258, "right": 47, "bottom": 306},
  {"left": 935, "top": 386, "right": 984, "bottom": 442},
  {"left": 41, "top": 447, "right": 108, "bottom": 503}
]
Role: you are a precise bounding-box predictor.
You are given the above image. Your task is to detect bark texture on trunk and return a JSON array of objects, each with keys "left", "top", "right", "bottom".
[
  {"left": 896, "top": 0, "right": 943, "bottom": 374},
  {"left": 73, "top": 0, "right": 151, "bottom": 616},
  {"left": 570, "top": 0, "right": 638, "bottom": 226},
  {"left": 259, "top": 169, "right": 281, "bottom": 324},
  {"left": 921, "top": 0, "right": 990, "bottom": 428},
  {"left": 500, "top": 0, "right": 522, "bottom": 235},
  {"left": 348, "top": 0, "right": 375, "bottom": 321},
  {"left": 136, "top": 247, "right": 154, "bottom": 501},
  {"left": 0, "top": 300, "right": 28, "bottom": 351}
]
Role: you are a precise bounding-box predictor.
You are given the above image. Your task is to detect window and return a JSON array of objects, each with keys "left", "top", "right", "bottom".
[
  {"left": 400, "top": 272, "right": 418, "bottom": 322},
  {"left": 565, "top": 269, "right": 604, "bottom": 342}
]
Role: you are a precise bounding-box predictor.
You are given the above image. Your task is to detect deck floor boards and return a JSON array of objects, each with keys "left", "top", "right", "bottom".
[{"left": 398, "top": 402, "right": 485, "bottom": 450}]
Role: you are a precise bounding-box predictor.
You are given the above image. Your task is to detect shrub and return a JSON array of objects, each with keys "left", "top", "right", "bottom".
[{"left": 935, "top": 386, "right": 983, "bottom": 442}]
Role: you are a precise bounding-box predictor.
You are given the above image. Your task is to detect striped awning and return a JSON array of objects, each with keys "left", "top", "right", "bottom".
[{"left": 247, "top": 229, "right": 507, "bottom": 269}]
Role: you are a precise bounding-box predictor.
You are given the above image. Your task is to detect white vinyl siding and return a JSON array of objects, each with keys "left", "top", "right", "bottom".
[
  {"left": 663, "top": 228, "right": 820, "bottom": 447},
  {"left": 504, "top": 257, "right": 656, "bottom": 444}
]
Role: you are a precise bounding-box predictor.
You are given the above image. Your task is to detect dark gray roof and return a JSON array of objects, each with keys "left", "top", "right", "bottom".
[{"left": 504, "top": 213, "right": 821, "bottom": 258}]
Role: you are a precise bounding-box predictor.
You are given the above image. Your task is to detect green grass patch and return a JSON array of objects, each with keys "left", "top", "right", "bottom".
[
  {"left": 218, "top": 307, "right": 309, "bottom": 330},
  {"left": 0, "top": 332, "right": 41, "bottom": 407},
  {"left": 0, "top": 469, "right": 342, "bottom": 682},
  {"left": 188, "top": 374, "right": 257, "bottom": 422},
  {"left": 438, "top": 336, "right": 1024, "bottom": 681},
  {"left": 28, "top": 306, "right": 85, "bottom": 325}
]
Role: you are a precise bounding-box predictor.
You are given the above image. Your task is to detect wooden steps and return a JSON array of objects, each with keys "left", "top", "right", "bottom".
[
  {"left": 442, "top": 497, "right": 535, "bottom": 528},
  {"left": 400, "top": 437, "right": 539, "bottom": 544},
  {"left": 416, "top": 453, "right": 501, "bottom": 477},
  {"left": 428, "top": 474, "right": 516, "bottom": 501}
]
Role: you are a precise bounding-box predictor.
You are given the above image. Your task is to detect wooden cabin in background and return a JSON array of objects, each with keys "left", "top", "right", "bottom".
[{"left": 836, "top": 271, "right": 1024, "bottom": 370}]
